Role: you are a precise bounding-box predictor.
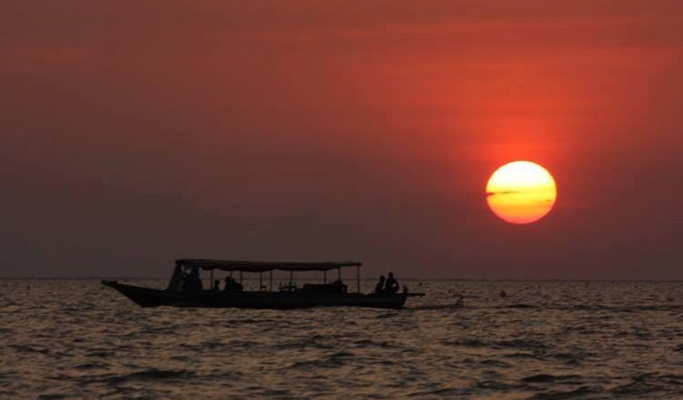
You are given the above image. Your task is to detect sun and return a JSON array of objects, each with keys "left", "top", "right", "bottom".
[{"left": 486, "top": 161, "right": 557, "bottom": 224}]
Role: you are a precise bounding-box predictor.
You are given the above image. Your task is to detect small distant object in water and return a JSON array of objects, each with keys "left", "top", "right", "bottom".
[
  {"left": 499, "top": 290, "right": 507, "bottom": 298},
  {"left": 455, "top": 296, "right": 464, "bottom": 308}
]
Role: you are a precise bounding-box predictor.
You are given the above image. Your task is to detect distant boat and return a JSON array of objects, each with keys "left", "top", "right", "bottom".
[{"left": 102, "top": 259, "right": 424, "bottom": 309}]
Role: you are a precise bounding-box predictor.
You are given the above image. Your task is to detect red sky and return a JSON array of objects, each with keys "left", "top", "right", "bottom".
[{"left": 1, "top": 1, "right": 682, "bottom": 279}]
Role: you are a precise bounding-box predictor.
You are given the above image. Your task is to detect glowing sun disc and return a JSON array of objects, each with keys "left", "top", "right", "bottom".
[{"left": 486, "top": 161, "right": 557, "bottom": 224}]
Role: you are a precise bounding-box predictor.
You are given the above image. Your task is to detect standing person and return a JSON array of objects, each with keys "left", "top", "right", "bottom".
[
  {"left": 187, "top": 266, "right": 203, "bottom": 291},
  {"left": 385, "top": 272, "right": 399, "bottom": 294},
  {"left": 374, "top": 275, "right": 386, "bottom": 293}
]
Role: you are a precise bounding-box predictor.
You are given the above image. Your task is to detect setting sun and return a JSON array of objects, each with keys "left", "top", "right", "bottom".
[{"left": 486, "top": 161, "right": 557, "bottom": 224}]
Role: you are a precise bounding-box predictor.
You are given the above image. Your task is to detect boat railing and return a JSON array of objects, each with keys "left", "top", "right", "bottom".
[
  {"left": 300, "top": 281, "right": 348, "bottom": 294},
  {"left": 279, "top": 282, "right": 297, "bottom": 292}
]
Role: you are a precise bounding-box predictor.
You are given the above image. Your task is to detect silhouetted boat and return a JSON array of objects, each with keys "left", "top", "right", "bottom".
[{"left": 102, "top": 259, "right": 424, "bottom": 309}]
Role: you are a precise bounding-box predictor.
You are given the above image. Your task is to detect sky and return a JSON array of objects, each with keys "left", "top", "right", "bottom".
[{"left": 1, "top": 1, "right": 682, "bottom": 279}]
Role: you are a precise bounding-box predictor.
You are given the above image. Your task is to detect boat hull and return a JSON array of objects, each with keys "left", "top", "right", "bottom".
[{"left": 102, "top": 280, "right": 408, "bottom": 309}]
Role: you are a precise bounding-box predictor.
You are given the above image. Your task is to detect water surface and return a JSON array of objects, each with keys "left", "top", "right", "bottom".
[{"left": 1, "top": 280, "right": 682, "bottom": 399}]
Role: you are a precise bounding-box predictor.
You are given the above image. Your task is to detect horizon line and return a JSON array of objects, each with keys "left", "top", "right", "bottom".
[{"left": 1, "top": 276, "right": 682, "bottom": 283}]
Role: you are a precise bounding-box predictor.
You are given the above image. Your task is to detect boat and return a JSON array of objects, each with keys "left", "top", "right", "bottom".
[{"left": 102, "top": 259, "right": 423, "bottom": 309}]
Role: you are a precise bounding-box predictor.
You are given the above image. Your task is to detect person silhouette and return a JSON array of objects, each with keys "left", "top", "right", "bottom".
[
  {"left": 224, "top": 276, "right": 243, "bottom": 292},
  {"left": 385, "top": 272, "right": 399, "bottom": 294},
  {"left": 374, "top": 275, "right": 386, "bottom": 294},
  {"left": 187, "top": 266, "right": 203, "bottom": 291}
]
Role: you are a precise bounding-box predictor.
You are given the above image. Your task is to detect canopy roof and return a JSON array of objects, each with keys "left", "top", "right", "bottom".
[{"left": 176, "top": 259, "right": 362, "bottom": 273}]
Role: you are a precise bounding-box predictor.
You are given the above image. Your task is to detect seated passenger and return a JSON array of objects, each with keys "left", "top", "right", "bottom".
[
  {"left": 331, "top": 280, "right": 347, "bottom": 293},
  {"left": 212, "top": 279, "right": 220, "bottom": 291},
  {"left": 374, "top": 275, "right": 386, "bottom": 294},
  {"left": 223, "top": 276, "right": 233, "bottom": 291},
  {"left": 223, "top": 277, "right": 244, "bottom": 292},
  {"left": 385, "top": 272, "right": 399, "bottom": 294}
]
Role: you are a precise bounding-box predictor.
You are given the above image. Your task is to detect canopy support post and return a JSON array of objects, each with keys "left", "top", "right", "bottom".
[{"left": 356, "top": 265, "right": 360, "bottom": 293}]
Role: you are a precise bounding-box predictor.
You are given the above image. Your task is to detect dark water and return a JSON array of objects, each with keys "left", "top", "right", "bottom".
[{"left": 1, "top": 280, "right": 682, "bottom": 399}]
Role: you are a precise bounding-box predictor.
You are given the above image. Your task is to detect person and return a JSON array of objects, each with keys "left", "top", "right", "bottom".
[
  {"left": 374, "top": 275, "right": 386, "bottom": 294},
  {"left": 330, "top": 279, "right": 347, "bottom": 294},
  {"left": 179, "top": 270, "right": 189, "bottom": 290},
  {"left": 385, "top": 272, "right": 399, "bottom": 294},
  {"left": 212, "top": 279, "right": 220, "bottom": 291},
  {"left": 224, "top": 276, "right": 244, "bottom": 292},
  {"left": 186, "top": 266, "right": 203, "bottom": 291}
]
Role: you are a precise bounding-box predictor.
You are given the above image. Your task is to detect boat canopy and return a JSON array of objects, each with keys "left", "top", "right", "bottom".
[{"left": 176, "top": 259, "right": 362, "bottom": 273}]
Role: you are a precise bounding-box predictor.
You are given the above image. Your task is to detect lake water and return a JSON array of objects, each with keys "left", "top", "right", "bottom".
[{"left": 1, "top": 279, "right": 682, "bottom": 399}]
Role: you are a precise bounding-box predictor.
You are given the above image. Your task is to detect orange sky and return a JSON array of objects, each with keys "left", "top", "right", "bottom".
[{"left": 1, "top": 1, "right": 682, "bottom": 279}]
